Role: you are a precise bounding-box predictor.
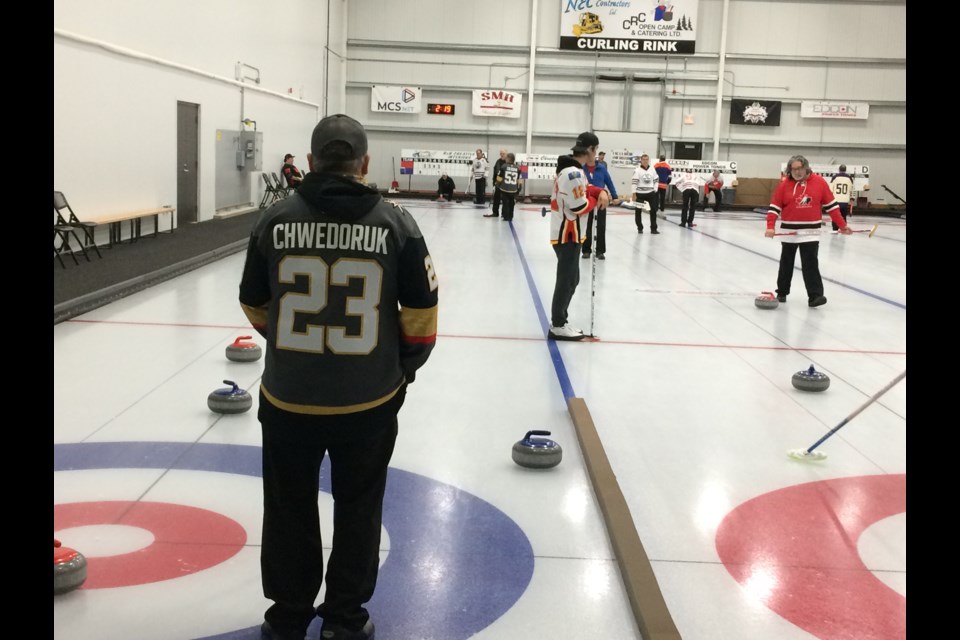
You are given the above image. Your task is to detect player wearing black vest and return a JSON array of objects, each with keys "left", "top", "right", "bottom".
[
  {"left": 495, "top": 153, "right": 522, "bottom": 221},
  {"left": 240, "top": 114, "right": 438, "bottom": 640},
  {"left": 489, "top": 149, "right": 508, "bottom": 217}
]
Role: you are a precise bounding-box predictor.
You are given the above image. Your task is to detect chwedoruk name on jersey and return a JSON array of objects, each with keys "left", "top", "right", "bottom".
[{"left": 273, "top": 222, "right": 390, "bottom": 255}]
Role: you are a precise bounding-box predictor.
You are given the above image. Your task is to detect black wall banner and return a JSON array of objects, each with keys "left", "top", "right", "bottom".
[{"left": 730, "top": 100, "right": 782, "bottom": 126}]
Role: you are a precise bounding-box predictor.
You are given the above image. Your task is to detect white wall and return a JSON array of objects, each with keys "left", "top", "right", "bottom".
[
  {"left": 54, "top": 0, "right": 329, "bottom": 225},
  {"left": 345, "top": 0, "right": 906, "bottom": 201},
  {"left": 53, "top": 0, "right": 907, "bottom": 217}
]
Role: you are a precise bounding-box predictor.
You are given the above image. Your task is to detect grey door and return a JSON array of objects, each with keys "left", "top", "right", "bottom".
[{"left": 177, "top": 101, "right": 199, "bottom": 224}]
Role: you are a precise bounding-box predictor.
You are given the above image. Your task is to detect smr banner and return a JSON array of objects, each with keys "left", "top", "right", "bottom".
[
  {"left": 472, "top": 90, "right": 522, "bottom": 118},
  {"left": 559, "top": 0, "right": 698, "bottom": 54},
  {"left": 371, "top": 85, "right": 422, "bottom": 114},
  {"left": 730, "top": 100, "right": 781, "bottom": 126}
]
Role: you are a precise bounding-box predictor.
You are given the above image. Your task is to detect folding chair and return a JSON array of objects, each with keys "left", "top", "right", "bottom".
[
  {"left": 259, "top": 174, "right": 281, "bottom": 208},
  {"left": 54, "top": 213, "right": 89, "bottom": 267},
  {"left": 272, "top": 173, "right": 294, "bottom": 198},
  {"left": 54, "top": 191, "right": 102, "bottom": 259}
]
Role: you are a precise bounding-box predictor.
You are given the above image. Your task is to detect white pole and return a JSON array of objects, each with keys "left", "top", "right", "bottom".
[
  {"left": 526, "top": 0, "right": 539, "bottom": 154},
  {"left": 711, "top": 0, "right": 731, "bottom": 160}
]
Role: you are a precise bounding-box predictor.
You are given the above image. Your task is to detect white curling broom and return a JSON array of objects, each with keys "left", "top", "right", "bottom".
[
  {"left": 775, "top": 224, "right": 878, "bottom": 238},
  {"left": 788, "top": 370, "right": 906, "bottom": 461}
]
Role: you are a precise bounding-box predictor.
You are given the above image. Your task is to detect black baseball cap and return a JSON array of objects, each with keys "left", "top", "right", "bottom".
[
  {"left": 311, "top": 114, "right": 368, "bottom": 159},
  {"left": 284, "top": 153, "right": 295, "bottom": 161},
  {"left": 572, "top": 131, "right": 600, "bottom": 151}
]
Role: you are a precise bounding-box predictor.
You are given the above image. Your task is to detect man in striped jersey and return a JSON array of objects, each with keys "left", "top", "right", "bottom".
[
  {"left": 548, "top": 131, "right": 610, "bottom": 340},
  {"left": 765, "top": 154, "right": 852, "bottom": 307}
]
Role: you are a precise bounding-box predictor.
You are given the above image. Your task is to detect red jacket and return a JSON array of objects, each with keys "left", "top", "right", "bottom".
[{"left": 766, "top": 172, "right": 846, "bottom": 230}]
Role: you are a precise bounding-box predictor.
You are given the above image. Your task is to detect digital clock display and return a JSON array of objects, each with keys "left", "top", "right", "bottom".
[{"left": 427, "top": 103, "right": 456, "bottom": 115}]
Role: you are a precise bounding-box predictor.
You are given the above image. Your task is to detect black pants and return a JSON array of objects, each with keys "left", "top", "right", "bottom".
[
  {"left": 634, "top": 192, "right": 658, "bottom": 231},
  {"left": 438, "top": 187, "right": 454, "bottom": 201},
  {"left": 680, "top": 190, "right": 698, "bottom": 226},
  {"left": 551, "top": 241, "right": 582, "bottom": 327},
  {"left": 832, "top": 203, "right": 849, "bottom": 231},
  {"left": 776, "top": 241, "right": 824, "bottom": 301},
  {"left": 582, "top": 207, "right": 607, "bottom": 254},
  {"left": 474, "top": 177, "right": 487, "bottom": 204},
  {"left": 658, "top": 188, "right": 668, "bottom": 211},
  {"left": 259, "top": 389, "right": 405, "bottom": 635},
  {"left": 492, "top": 187, "right": 502, "bottom": 215},
  {"left": 501, "top": 193, "right": 516, "bottom": 221},
  {"left": 703, "top": 187, "right": 723, "bottom": 211}
]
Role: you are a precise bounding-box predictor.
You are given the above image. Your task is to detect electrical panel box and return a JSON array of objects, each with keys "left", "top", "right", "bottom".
[{"left": 237, "top": 131, "right": 263, "bottom": 171}]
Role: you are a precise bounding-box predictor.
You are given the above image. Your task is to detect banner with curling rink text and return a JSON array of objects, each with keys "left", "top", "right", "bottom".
[
  {"left": 780, "top": 163, "right": 871, "bottom": 192},
  {"left": 559, "top": 0, "right": 698, "bottom": 55}
]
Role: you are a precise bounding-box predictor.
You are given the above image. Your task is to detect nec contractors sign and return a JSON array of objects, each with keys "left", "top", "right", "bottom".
[{"left": 559, "top": 0, "right": 697, "bottom": 54}]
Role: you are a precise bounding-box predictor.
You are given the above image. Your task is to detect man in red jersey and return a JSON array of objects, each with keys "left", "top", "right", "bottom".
[{"left": 765, "top": 155, "right": 852, "bottom": 307}]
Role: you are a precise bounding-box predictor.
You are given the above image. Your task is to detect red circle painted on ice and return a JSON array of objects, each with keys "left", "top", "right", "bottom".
[
  {"left": 716, "top": 474, "right": 905, "bottom": 640},
  {"left": 53, "top": 501, "right": 247, "bottom": 589}
]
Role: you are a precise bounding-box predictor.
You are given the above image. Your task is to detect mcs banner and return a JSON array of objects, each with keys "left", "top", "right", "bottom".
[{"left": 371, "top": 85, "right": 422, "bottom": 114}]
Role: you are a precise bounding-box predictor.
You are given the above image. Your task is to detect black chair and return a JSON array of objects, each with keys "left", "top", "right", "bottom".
[
  {"left": 54, "top": 191, "right": 102, "bottom": 259},
  {"left": 272, "top": 173, "right": 293, "bottom": 198},
  {"left": 259, "top": 174, "right": 281, "bottom": 208},
  {"left": 54, "top": 213, "right": 89, "bottom": 268}
]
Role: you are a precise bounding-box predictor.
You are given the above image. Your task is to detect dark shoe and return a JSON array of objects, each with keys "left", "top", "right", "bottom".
[
  {"left": 261, "top": 621, "right": 306, "bottom": 640},
  {"left": 651, "top": 229, "right": 660, "bottom": 234},
  {"left": 680, "top": 220, "right": 687, "bottom": 226},
  {"left": 597, "top": 253, "right": 605, "bottom": 260},
  {"left": 776, "top": 295, "right": 787, "bottom": 303},
  {"left": 808, "top": 296, "right": 827, "bottom": 308},
  {"left": 637, "top": 228, "right": 644, "bottom": 234},
  {"left": 320, "top": 619, "right": 375, "bottom": 639},
  {"left": 581, "top": 252, "right": 591, "bottom": 259}
]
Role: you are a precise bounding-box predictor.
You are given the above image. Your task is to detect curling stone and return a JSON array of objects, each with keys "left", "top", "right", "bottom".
[
  {"left": 512, "top": 430, "right": 563, "bottom": 469},
  {"left": 754, "top": 291, "right": 779, "bottom": 309},
  {"left": 54, "top": 539, "right": 87, "bottom": 595},
  {"left": 792, "top": 365, "right": 830, "bottom": 392},
  {"left": 226, "top": 335, "right": 262, "bottom": 362},
  {"left": 208, "top": 380, "right": 253, "bottom": 414}
]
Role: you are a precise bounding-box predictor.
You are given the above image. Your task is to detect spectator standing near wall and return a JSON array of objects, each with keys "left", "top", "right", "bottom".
[
  {"left": 654, "top": 155, "right": 672, "bottom": 212},
  {"left": 472, "top": 149, "right": 489, "bottom": 207},
  {"left": 830, "top": 164, "right": 854, "bottom": 231},
  {"left": 630, "top": 154, "right": 660, "bottom": 234},
  {"left": 765, "top": 154, "right": 852, "bottom": 307}
]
